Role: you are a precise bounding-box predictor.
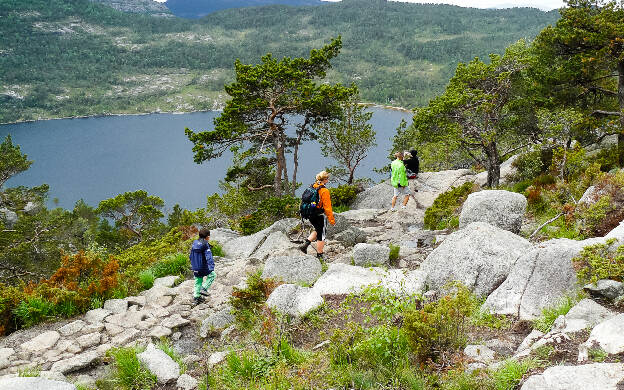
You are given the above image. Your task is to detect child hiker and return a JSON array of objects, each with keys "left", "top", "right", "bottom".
[{"left": 189, "top": 228, "right": 215, "bottom": 305}]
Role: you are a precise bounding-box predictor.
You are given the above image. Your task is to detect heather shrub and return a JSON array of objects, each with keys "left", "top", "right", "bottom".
[
  {"left": 229, "top": 271, "right": 281, "bottom": 328},
  {"left": 236, "top": 196, "right": 299, "bottom": 235},
  {"left": 330, "top": 184, "right": 359, "bottom": 207},
  {"left": 424, "top": 182, "right": 475, "bottom": 230},
  {"left": 572, "top": 239, "right": 624, "bottom": 285},
  {"left": 511, "top": 149, "right": 544, "bottom": 182}
]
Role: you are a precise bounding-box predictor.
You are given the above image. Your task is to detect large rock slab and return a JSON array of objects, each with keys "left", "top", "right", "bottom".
[
  {"left": 50, "top": 351, "right": 99, "bottom": 374},
  {"left": 253, "top": 231, "right": 299, "bottom": 260},
  {"left": 0, "top": 377, "right": 76, "bottom": 390},
  {"left": 338, "top": 209, "right": 385, "bottom": 222},
  {"left": 266, "top": 284, "right": 324, "bottom": 317},
  {"left": 352, "top": 243, "right": 390, "bottom": 266},
  {"left": 413, "top": 169, "right": 476, "bottom": 209},
  {"left": 520, "top": 363, "right": 624, "bottom": 390},
  {"left": 585, "top": 313, "right": 624, "bottom": 355},
  {"left": 262, "top": 255, "right": 322, "bottom": 285},
  {"left": 334, "top": 227, "right": 368, "bottom": 246},
  {"left": 221, "top": 219, "right": 300, "bottom": 259},
  {"left": 351, "top": 182, "right": 395, "bottom": 210},
  {"left": 484, "top": 239, "right": 588, "bottom": 320},
  {"left": 137, "top": 343, "right": 180, "bottom": 384},
  {"left": 420, "top": 222, "right": 531, "bottom": 297},
  {"left": 459, "top": 190, "right": 527, "bottom": 233},
  {"left": 312, "top": 263, "right": 383, "bottom": 295}
]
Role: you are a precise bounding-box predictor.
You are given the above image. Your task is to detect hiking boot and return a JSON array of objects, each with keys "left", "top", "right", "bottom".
[
  {"left": 299, "top": 239, "right": 311, "bottom": 254},
  {"left": 316, "top": 252, "right": 324, "bottom": 261},
  {"left": 200, "top": 288, "right": 209, "bottom": 297}
]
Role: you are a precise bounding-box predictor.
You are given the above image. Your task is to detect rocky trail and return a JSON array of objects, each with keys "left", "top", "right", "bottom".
[{"left": 2, "top": 165, "right": 624, "bottom": 390}]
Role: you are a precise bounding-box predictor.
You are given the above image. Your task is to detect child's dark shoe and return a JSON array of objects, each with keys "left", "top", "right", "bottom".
[
  {"left": 200, "top": 288, "right": 209, "bottom": 297},
  {"left": 192, "top": 296, "right": 205, "bottom": 305}
]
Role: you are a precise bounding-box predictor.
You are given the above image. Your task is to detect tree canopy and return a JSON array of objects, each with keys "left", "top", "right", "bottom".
[{"left": 186, "top": 37, "right": 356, "bottom": 195}]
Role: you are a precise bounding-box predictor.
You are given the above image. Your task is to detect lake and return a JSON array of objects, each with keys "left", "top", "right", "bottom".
[{"left": 0, "top": 108, "right": 412, "bottom": 211}]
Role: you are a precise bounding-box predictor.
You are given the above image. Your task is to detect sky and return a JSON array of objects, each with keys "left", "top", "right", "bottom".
[{"left": 152, "top": 0, "right": 566, "bottom": 11}]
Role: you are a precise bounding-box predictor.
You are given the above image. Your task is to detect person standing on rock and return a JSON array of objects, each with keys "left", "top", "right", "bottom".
[
  {"left": 189, "top": 228, "right": 215, "bottom": 305},
  {"left": 299, "top": 170, "right": 335, "bottom": 261},
  {"left": 391, "top": 151, "right": 410, "bottom": 211}
]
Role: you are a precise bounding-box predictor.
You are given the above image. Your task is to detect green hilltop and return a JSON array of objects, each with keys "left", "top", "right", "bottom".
[{"left": 0, "top": 0, "right": 557, "bottom": 123}]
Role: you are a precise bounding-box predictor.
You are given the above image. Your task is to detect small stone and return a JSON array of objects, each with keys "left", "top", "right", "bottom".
[
  {"left": 58, "top": 320, "right": 85, "bottom": 337},
  {"left": 21, "top": 331, "right": 60, "bottom": 352},
  {"left": 76, "top": 333, "right": 101, "bottom": 349},
  {"left": 137, "top": 343, "right": 180, "bottom": 384},
  {"left": 208, "top": 351, "right": 228, "bottom": 366},
  {"left": 74, "top": 374, "right": 96, "bottom": 389},
  {"left": 111, "top": 329, "right": 140, "bottom": 346},
  {"left": 96, "top": 344, "right": 112, "bottom": 356},
  {"left": 176, "top": 373, "right": 198, "bottom": 390},
  {"left": 126, "top": 296, "right": 146, "bottom": 307},
  {"left": 105, "top": 323, "right": 124, "bottom": 336},
  {"left": 149, "top": 326, "right": 172, "bottom": 338},
  {"left": 50, "top": 350, "right": 99, "bottom": 374},
  {"left": 172, "top": 332, "right": 181, "bottom": 341},
  {"left": 103, "top": 298, "right": 128, "bottom": 313},
  {"left": 161, "top": 314, "right": 190, "bottom": 329},
  {"left": 153, "top": 275, "right": 179, "bottom": 288},
  {"left": 464, "top": 345, "right": 496, "bottom": 364},
  {"left": 65, "top": 342, "right": 82, "bottom": 354},
  {"left": 84, "top": 308, "right": 111, "bottom": 324}
]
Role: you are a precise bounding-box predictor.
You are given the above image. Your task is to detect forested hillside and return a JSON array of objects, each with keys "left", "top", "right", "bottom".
[
  {"left": 164, "top": 0, "right": 323, "bottom": 19},
  {"left": 0, "top": 0, "right": 558, "bottom": 123}
]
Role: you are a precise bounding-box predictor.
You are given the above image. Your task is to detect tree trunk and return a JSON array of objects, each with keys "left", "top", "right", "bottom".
[
  {"left": 348, "top": 167, "right": 355, "bottom": 185},
  {"left": 618, "top": 60, "right": 624, "bottom": 167},
  {"left": 273, "top": 134, "right": 283, "bottom": 196},
  {"left": 485, "top": 141, "right": 501, "bottom": 187},
  {"left": 279, "top": 131, "right": 289, "bottom": 194},
  {"left": 292, "top": 118, "right": 309, "bottom": 196}
]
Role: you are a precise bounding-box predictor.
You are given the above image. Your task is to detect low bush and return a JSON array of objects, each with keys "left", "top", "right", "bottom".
[
  {"left": 572, "top": 239, "right": 624, "bottom": 284},
  {"left": 330, "top": 184, "right": 359, "bottom": 207},
  {"left": 230, "top": 271, "right": 281, "bottom": 328},
  {"left": 236, "top": 196, "right": 300, "bottom": 235},
  {"left": 511, "top": 149, "right": 545, "bottom": 182},
  {"left": 424, "top": 182, "right": 475, "bottom": 230},
  {"left": 403, "top": 283, "right": 474, "bottom": 363},
  {"left": 210, "top": 240, "right": 225, "bottom": 257},
  {"left": 388, "top": 244, "right": 400, "bottom": 265}
]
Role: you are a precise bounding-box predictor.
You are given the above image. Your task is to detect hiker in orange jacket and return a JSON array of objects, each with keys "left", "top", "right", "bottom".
[{"left": 299, "top": 170, "right": 335, "bottom": 260}]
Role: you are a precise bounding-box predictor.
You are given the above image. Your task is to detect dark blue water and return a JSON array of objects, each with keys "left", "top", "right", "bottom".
[{"left": 0, "top": 108, "right": 412, "bottom": 211}]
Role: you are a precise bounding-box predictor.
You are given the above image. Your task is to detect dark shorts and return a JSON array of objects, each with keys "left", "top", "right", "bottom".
[{"left": 308, "top": 213, "right": 327, "bottom": 241}]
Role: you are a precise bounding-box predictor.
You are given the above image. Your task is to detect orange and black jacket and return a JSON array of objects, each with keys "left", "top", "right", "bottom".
[{"left": 313, "top": 182, "right": 335, "bottom": 225}]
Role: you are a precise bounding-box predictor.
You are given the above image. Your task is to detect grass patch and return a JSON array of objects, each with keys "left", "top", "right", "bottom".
[
  {"left": 532, "top": 295, "right": 578, "bottom": 333},
  {"left": 105, "top": 346, "right": 156, "bottom": 390}
]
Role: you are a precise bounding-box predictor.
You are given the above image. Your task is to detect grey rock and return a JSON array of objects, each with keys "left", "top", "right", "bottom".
[
  {"left": 149, "top": 326, "right": 172, "bottom": 338},
  {"left": 84, "top": 308, "right": 111, "bottom": 324},
  {"left": 137, "top": 343, "right": 180, "bottom": 384},
  {"left": 413, "top": 169, "right": 476, "bottom": 209},
  {"left": 176, "top": 374, "right": 198, "bottom": 390},
  {"left": 105, "top": 311, "right": 146, "bottom": 328},
  {"left": 200, "top": 306, "right": 235, "bottom": 337},
  {"left": 312, "top": 263, "right": 383, "bottom": 295},
  {"left": 103, "top": 298, "right": 128, "bottom": 313},
  {"left": 266, "top": 284, "right": 324, "bottom": 317},
  {"left": 485, "top": 339, "right": 514, "bottom": 356},
  {"left": 73, "top": 374, "right": 95, "bottom": 389},
  {"left": 39, "top": 371, "right": 67, "bottom": 382},
  {"left": 351, "top": 182, "right": 395, "bottom": 210},
  {"left": 484, "top": 239, "right": 587, "bottom": 320},
  {"left": 420, "top": 222, "right": 531, "bottom": 297},
  {"left": 325, "top": 213, "right": 350, "bottom": 238},
  {"left": 50, "top": 351, "right": 99, "bottom": 374},
  {"left": 161, "top": 314, "right": 190, "bottom": 329},
  {"left": 126, "top": 295, "right": 146, "bottom": 307},
  {"left": 153, "top": 275, "right": 179, "bottom": 288},
  {"left": 520, "top": 363, "right": 624, "bottom": 390},
  {"left": 21, "top": 331, "right": 60, "bottom": 352},
  {"left": 75, "top": 333, "right": 101, "bottom": 349},
  {"left": 221, "top": 219, "right": 300, "bottom": 259},
  {"left": 552, "top": 299, "right": 615, "bottom": 334},
  {"left": 111, "top": 329, "right": 140, "bottom": 345},
  {"left": 208, "top": 351, "right": 228, "bottom": 366},
  {"left": 585, "top": 313, "right": 624, "bottom": 355},
  {"left": 334, "top": 227, "right": 368, "bottom": 246},
  {"left": 262, "top": 255, "right": 322, "bottom": 285},
  {"left": 57, "top": 320, "right": 85, "bottom": 337},
  {"left": 253, "top": 231, "right": 299, "bottom": 260},
  {"left": 516, "top": 330, "right": 545, "bottom": 353},
  {"left": 210, "top": 228, "right": 240, "bottom": 248},
  {"left": 0, "top": 377, "right": 76, "bottom": 390},
  {"left": 338, "top": 209, "right": 384, "bottom": 222},
  {"left": 584, "top": 280, "right": 624, "bottom": 300},
  {"left": 459, "top": 190, "right": 527, "bottom": 233},
  {"left": 464, "top": 345, "right": 495, "bottom": 363},
  {"left": 352, "top": 243, "right": 391, "bottom": 266},
  {"left": 379, "top": 269, "right": 427, "bottom": 296}
]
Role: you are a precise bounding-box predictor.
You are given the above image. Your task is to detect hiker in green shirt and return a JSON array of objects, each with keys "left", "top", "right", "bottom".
[{"left": 391, "top": 151, "right": 410, "bottom": 211}]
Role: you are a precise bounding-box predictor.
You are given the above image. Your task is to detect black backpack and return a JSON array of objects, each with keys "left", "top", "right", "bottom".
[{"left": 300, "top": 184, "right": 324, "bottom": 219}]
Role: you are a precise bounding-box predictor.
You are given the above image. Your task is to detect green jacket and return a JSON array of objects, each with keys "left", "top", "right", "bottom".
[{"left": 391, "top": 159, "right": 408, "bottom": 188}]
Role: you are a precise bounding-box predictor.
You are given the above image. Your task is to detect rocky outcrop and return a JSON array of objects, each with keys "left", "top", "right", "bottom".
[
  {"left": 420, "top": 222, "right": 531, "bottom": 297},
  {"left": 352, "top": 243, "right": 390, "bottom": 266},
  {"left": 584, "top": 313, "right": 624, "bottom": 355},
  {"left": 262, "top": 255, "right": 322, "bottom": 285},
  {"left": 520, "top": 363, "right": 624, "bottom": 390},
  {"left": 459, "top": 190, "right": 527, "bottom": 233},
  {"left": 266, "top": 284, "right": 324, "bottom": 317}
]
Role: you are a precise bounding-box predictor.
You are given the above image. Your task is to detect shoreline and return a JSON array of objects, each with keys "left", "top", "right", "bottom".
[{"left": 0, "top": 102, "right": 412, "bottom": 125}]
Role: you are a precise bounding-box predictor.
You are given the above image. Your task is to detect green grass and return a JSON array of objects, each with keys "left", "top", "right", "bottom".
[
  {"left": 490, "top": 358, "right": 541, "bottom": 390},
  {"left": 17, "top": 366, "right": 40, "bottom": 377},
  {"left": 532, "top": 295, "right": 578, "bottom": 333},
  {"left": 106, "top": 347, "right": 157, "bottom": 390}
]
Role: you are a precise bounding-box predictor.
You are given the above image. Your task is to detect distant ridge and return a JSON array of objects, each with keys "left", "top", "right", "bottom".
[{"left": 165, "top": 0, "right": 323, "bottom": 19}]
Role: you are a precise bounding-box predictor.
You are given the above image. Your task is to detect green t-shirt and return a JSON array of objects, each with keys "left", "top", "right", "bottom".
[{"left": 391, "top": 159, "right": 408, "bottom": 188}]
